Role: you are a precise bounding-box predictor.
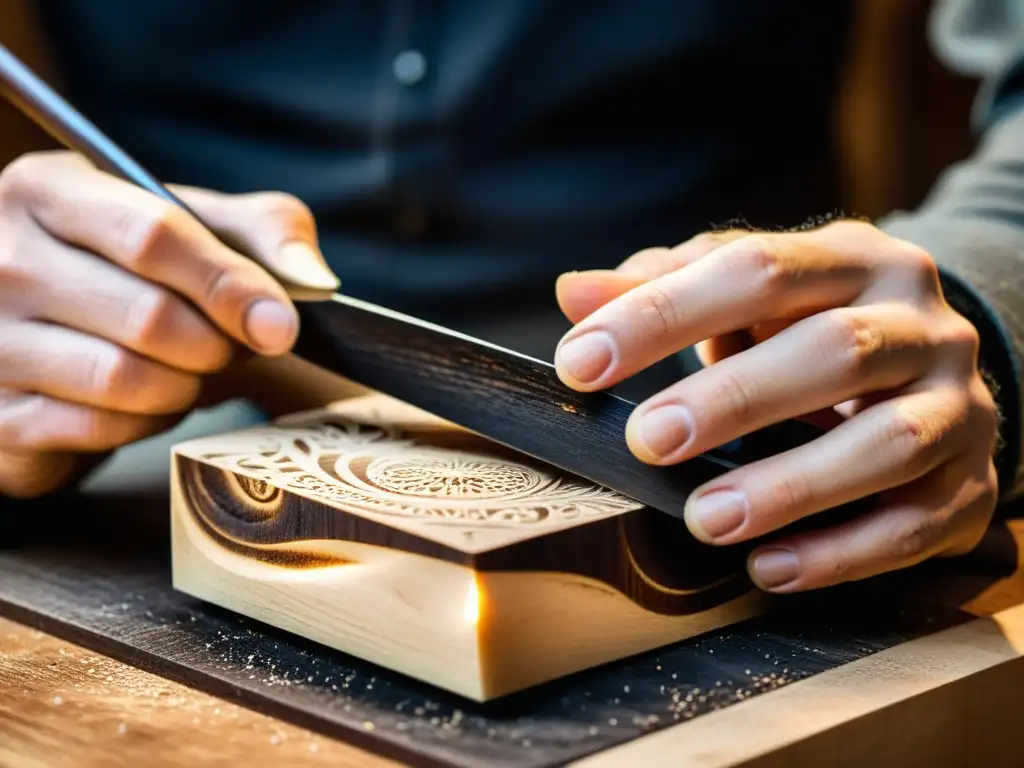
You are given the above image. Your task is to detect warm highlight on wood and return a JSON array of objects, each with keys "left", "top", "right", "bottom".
[
  {"left": 170, "top": 396, "right": 762, "bottom": 701},
  {"left": 0, "top": 617, "right": 396, "bottom": 768}
]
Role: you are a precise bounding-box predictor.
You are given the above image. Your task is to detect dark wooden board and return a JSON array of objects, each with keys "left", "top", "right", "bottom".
[
  {"left": 293, "top": 297, "right": 846, "bottom": 522},
  {"left": 0, "top": 489, "right": 1015, "bottom": 768}
]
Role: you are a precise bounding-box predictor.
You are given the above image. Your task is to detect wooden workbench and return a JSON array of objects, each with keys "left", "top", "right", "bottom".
[
  {"left": 0, "top": 616, "right": 396, "bottom": 768},
  {"left": 3, "top": 502, "right": 1024, "bottom": 767},
  {"left": 0, "top": 389, "right": 1018, "bottom": 768}
]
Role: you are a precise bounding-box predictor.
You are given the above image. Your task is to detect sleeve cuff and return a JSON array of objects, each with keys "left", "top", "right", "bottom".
[{"left": 935, "top": 263, "right": 1022, "bottom": 501}]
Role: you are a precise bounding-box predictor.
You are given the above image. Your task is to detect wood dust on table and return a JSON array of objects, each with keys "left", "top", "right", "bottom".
[{"left": 0, "top": 617, "right": 399, "bottom": 768}]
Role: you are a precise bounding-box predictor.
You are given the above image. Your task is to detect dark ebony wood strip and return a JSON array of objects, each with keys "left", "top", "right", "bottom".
[{"left": 293, "top": 296, "right": 835, "bottom": 519}]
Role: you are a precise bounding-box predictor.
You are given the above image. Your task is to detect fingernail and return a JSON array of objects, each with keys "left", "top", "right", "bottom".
[
  {"left": 556, "top": 331, "right": 616, "bottom": 384},
  {"left": 272, "top": 241, "right": 341, "bottom": 291},
  {"left": 635, "top": 405, "right": 693, "bottom": 458},
  {"left": 687, "top": 489, "right": 747, "bottom": 540},
  {"left": 751, "top": 548, "right": 800, "bottom": 589},
  {"left": 244, "top": 299, "right": 298, "bottom": 354}
]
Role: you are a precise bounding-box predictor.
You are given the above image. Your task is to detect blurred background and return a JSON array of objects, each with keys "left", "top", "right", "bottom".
[
  {"left": 0, "top": 0, "right": 982, "bottom": 228},
  {"left": 832, "top": 0, "right": 981, "bottom": 221},
  {"left": 0, "top": 0, "right": 999, "bottom": 505}
]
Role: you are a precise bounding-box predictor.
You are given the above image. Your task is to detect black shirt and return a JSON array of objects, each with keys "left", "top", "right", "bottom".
[{"left": 37, "top": 0, "right": 852, "bottom": 325}]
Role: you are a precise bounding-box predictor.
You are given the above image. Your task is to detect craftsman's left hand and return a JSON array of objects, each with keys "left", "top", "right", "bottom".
[{"left": 554, "top": 220, "right": 999, "bottom": 593}]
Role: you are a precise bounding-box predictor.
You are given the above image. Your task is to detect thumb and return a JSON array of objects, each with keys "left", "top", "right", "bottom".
[{"left": 169, "top": 185, "right": 340, "bottom": 292}]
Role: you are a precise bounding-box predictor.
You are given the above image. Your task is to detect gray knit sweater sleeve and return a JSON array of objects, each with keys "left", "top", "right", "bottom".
[{"left": 879, "top": 0, "right": 1024, "bottom": 500}]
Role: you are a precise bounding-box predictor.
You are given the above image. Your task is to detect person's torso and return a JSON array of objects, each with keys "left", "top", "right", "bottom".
[{"left": 37, "top": 0, "right": 853, "bottom": 323}]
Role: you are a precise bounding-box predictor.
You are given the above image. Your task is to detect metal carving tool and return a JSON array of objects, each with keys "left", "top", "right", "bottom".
[{"left": 0, "top": 42, "right": 840, "bottom": 519}]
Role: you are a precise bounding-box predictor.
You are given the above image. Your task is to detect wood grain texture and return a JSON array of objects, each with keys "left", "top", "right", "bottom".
[
  {"left": 0, "top": 617, "right": 397, "bottom": 768},
  {"left": 575, "top": 602, "right": 1024, "bottom": 768},
  {"left": 170, "top": 395, "right": 763, "bottom": 700},
  {"left": 0, "top": 548, "right": 963, "bottom": 768},
  {"left": 0, "top": 481, "right": 1019, "bottom": 767},
  {"left": 292, "top": 296, "right": 868, "bottom": 529}
]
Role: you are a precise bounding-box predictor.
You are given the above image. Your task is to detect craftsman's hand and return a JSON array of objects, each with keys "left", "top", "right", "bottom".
[
  {"left": 0, "top": 150, "right": 339, "bottom": 498},
  {"left": 554, "top": 220, "right": 998, "bottom": 592}
]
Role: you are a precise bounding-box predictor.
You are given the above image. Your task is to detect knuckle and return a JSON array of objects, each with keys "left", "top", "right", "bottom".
[
  {"left": 0, "top": 392, "right": 41, "bottom": 447},
  {"left": 616, "top": 247, "right": 672, "bottom": 277},
  {"left": 896, "top": 240, "right": 937, "bottom": 272},
  {"left": 622, "top": 245, "right": 670, "bottom": 265},
  {"left": 976, "top": 470, "right": 999, "bottom": 515},
  {"left": 966, "top": 374, "right": 999, "bottom": 426},
  {"left": 760, "top": 473, "right": 812, "bottom": 518},
  {"left": 88, "top": 347, "right": 140, "bottom": 402},
  {"left": 628, "top": 283, "right": 680, "bottom": 337},
  {"left": 244, "top": 191, "right": 316, "bottom": 245},
  {"left": 0, "top": 238, "right": 33, "bottom": 291},
  {"left": 0, "top": 152, "right": 49, "bottom": 207},
  {"left": 689, "top": 231, "right": 738, "bottom": 251},
  {"left": 0, "top": 151, "right": 82, "bottom": 212},
  {"left": 883, "top": 406, "right": 955, "bottom": 470},
  {"left": 895, "top": 241, "right": 941, "bottom": 292},
  {"left": 125, "top": 290, "right": 179, "bottom": 349},
  {"left": 714, "top": 368, "right": 757, "bottom": 423},
  {"left": 888, "top": 514, "right": 943, "bottom": 563},
  {"left": 827, "top": 543, "right": 852, "bottom": 584},
  {"left": 730, "top": 235, "right": 789, "bottom": 295},
  {"left": 821, "top": 311, "right": 882, "bottom": 377},
  {"left": 821, "top": 218, "right": 877, "bottom": 239},
  {"left": 127, "top": 291, "right": 231, "bottom": 372},
  {"left": 884, "top": 410, "right": 931, "bottom": 462},
  {"left": 944, "top": 314, "right": 981, "bottom": 359},
  {"left": 115, "top": 202, "right": 190, "bottom": 271},
  {"left": 201, "top": 264, "right": 238, "bottom": 308},
  {"left": 683, "top": 230, "right": 750, "bottom": 256},
  {"left": 73, "top": 408, "right": 113, "bottom": 448},
  {"left": 688, "top": 232, "right": 721, "bottom": 247},
  {"left": 259, "top": 191, "right": 314, "bottom": 225}
]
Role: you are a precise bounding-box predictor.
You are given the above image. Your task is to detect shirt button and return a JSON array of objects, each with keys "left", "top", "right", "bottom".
[{"left": 393, "top": 50, "right": 427, "bottom": 85}]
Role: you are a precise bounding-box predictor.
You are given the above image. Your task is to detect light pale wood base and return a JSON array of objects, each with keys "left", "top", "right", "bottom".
[
  {"left": 172, "top": 505, "right": 762, "bottom": 700},
  {"left": 169, "top": 395, "right": 763, "bottom": 701}
]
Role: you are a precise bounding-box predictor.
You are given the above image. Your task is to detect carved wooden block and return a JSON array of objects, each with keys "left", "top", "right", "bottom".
[{"left": 170, "top": 395, "right": 764, "bottom": 701}]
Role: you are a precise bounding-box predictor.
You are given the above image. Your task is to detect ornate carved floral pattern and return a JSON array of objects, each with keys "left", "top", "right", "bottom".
[{"left": 180, "top": 411, "right": 642, "bottom": 536}]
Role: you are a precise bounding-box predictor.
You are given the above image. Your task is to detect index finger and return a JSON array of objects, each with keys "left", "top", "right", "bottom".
[
  {"left": 6, "top": 153, "right": 297, "bottom": 355},
  {"left": 553, "top": 226, "right": 877, "bottom": 391}
]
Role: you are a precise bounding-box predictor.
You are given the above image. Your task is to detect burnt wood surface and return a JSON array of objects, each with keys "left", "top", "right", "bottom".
[
  {"left": 177, "top": 454, "right": 750, "bottom": 616},
  {"left": 0, "top": 489, "right": 1014, "bottom": 768}
]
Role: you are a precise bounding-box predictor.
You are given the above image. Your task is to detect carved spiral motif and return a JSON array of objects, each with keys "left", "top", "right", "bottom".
[
  {"left": 237, "top": 474, "right": 278, "bottom": 502},
  {"left": 365, "top": 456, "right": 543, "bottom": 499},
  {"left": 223, "top": 471, "right": 284, "bottom": 520}
]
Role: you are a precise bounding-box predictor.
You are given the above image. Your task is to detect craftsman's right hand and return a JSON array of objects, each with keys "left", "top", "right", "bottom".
[{"left": 0, "top": 150, "right": 340, "bottom": 498}]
